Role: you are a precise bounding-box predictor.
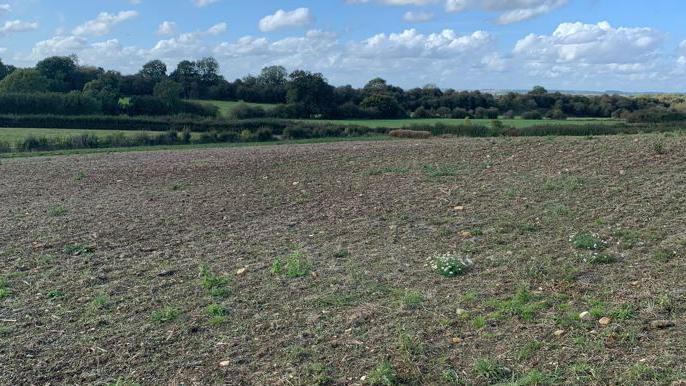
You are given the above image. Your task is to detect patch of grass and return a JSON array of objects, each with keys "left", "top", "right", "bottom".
[
  {"left": 367, "top": 361, "right": 398, "bottom": 386},
  {"left": 333, "top": 249, "right": 349, "bottom": 258},
  {"left": 487, "top": 288, "right": 549, "bottom": 322},
  {"left": 653, "top": 249, "right": 676, "bottom": 262},
  {"left": 47, "top": 289, "right": 64, "bottom": 298},
  {"left": 473, "top": 358, "right": 513, "bottom": 384},
  {"left": 653, "top": 140, "right": 666, "bottom": 155},
  {"left": 0, "top": 277, "right": 8, "bottom": 300},
  {"left": 567, "top": 362, "right": 598, "bottom": 383},
  {"left": 199, "top": 265, "right": 231, "bottom": 298},
  {"left": 570, "top": 232, "right": 606, "bottom": 250},
  {"left": 423, "top": 164, "right": 460, "bottom": 177},
  {"left": 207, "top": 303, "right": 229, "bottom": 326},
  {"left": 544, "top": 175, "right": 584, "bottom": 191},
  {"left": 366, "top": 166, "right": 411, "bottom": 176},
  {"left": 89, "top": 294, "right": 109, "bottom": 311},
  {"left": 587, "top": 253, "right": 618, "bottom": 265},
  {"left": 614, "top": 229, "right": 642, "bottom": 249},
  {"left": 429, "top": 253, "right": 473, "bottom": 277},
  {"left": 514, "top": 369, "right": 556, "bottom": 385},
  {"left": 299, "top": 363, "right": 331, "bottom": 386},
  {"left": 400, "top": 290, "right": 424, "bottom": 309},
  {"left": 273, "top": 250, "right": 310, "bottom": 278},
  {"left": 63, "top": 243, "right": 94, "bottom": 255},
  {"left": 472, "top": 316, "right": 486, "bottom": 330},
  {"left": 151, "top": 306, "right": 180, "bottom": 323},
  {"left": 47, "top": 204, "right": 68, "bottom": 216},
  {"left": 515, "top": 340, "right": 543, "bottom": 361}
]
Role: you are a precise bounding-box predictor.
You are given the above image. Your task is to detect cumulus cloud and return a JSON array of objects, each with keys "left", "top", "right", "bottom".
[
  {"left": 353, "top": 29, "right": 493, "bottom": 59},
  {"left": 513, "top": 21, "right": 663, "bottom": 65},
  {"left": 157, "top": 21, "right": 177, "bottom": 36},
  {"left": 0, "top": 20, "right": 39, "bottom": 36},
  {"left": 258, "top": 8, "right": 312, "bottom": 32},
  {"left": 72, "top": 10, "right": 138, "bottom": 36},
  {"left": 403, "top": 11, "right": 434, "bottom": 23},
  {"left": 0, "top": 4, "right": 11, "bottom": 13}
]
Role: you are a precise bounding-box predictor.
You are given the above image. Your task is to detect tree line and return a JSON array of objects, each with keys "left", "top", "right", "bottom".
[{"left": 0, "top": 55, "right": 681, "bottom": 121}]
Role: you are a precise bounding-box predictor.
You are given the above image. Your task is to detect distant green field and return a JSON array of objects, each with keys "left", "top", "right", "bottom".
[
  {"left": 306, "top": 117, "right": 621, "bottom": 129},
  {"left": 192, "top": 100, "right": 278, "bottom": 116},
  {"left": 0, "top": 128, "right": 161, "bottom": 143}
]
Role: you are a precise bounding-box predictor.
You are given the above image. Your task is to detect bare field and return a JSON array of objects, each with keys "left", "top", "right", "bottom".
[{"left": 1, "top": 135, "right": 685, "bottom": 385}]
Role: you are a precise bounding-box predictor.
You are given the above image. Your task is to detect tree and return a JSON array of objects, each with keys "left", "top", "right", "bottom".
[
  {"left": 258, "top": 66, "right": 287, "bottom": 87},
  {"left": 286, "top": 70, "right": 335, "bottom": 117},
  {"left": 139, "top": 60, "right": 167, "bottom": 83},
  {"left": 360, "top": 94, "right": 406, "bottom": 118},
  {"left": 35, "top": 56, "right": 78, "bottom": 92},
  {"left": 170, "top": 60, "right": 200, "bottom": 99},
  {"left": 0, "top": 69, "right": 50, "bottom": 93},
  {"left": 196, "top": 57, "right": 220, "bottom": 84},
  {"left": 0, "top": 59, "right": 16, "bottom": 81},
  {"left": 153, "top": 79, "right": 183, "bottom": 103}
]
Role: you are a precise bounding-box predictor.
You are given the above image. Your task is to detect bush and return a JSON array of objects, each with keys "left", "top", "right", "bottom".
[
  {"left": 412, "top": 107, "right": 432, "bottom": 119},
  {"left": 230, "top": 103, "right": 266, "bottom": 119},
  {"left": 625, "top": 108, "right": 686, "bottom": 123},
  {"left": 450, "top": 108, "right": 470, "bottom": 119},
  {"left": 0, "top": 92, "right": 102, "bottom": 115},
  {"left": 521, "top": 111, "right": 543, "bottom": 120},
  {"left": 389, "top": 129, "right": 431, "bottom": 139}
]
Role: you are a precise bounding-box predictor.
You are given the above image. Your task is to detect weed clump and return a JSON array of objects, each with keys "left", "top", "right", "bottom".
[
  {"left": 570, "top": 232, "right": 606, "bottom": 250},
  {"left": 367, "top": 361, "right": 398, "bottom": 385},
  {"left": 473, "top": 358, "right": 512, "bottom": 383},
  {"left": 429, "top": 253, "right": 473, "bottom": 277},
  {"left": 272, "top": 250, "right": 310, "bottom": 278},
  {"left": 151, "top": 306, "right": 180, "bottom": 323},
  {"left": 199, "top": 265, "right": 231, "bottom": 298}
]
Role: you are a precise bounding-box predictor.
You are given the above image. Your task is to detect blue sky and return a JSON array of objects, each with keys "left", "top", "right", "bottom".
[{"left": 1, "top": 0, "right": 685, "bottom": 91}]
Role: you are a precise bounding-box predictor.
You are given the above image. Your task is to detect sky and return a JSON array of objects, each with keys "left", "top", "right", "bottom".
[{"left": 1, "top": 0, "right": 685, "bottom": 92}]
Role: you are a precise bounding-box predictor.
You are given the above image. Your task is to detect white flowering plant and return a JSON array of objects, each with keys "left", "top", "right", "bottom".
[{"left": 429, "top": 253, "right": 474, "bottom": 277}]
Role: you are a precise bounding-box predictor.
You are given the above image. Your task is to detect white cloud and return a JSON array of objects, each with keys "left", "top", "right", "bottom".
[
  {"left": 72, "top": 10, "right": 138, "bottom": 36},
  {"left": 0, "top": 4, "right": 11, "bottom": 13},
  {"left": 353, "top": 29, "right": 493, "bottom": 59},
  {"left": 513, "top": 21, "right": 663, "bottom": 65},
  {"left": 192, "top": 0, "right": 219, "bottom": 7},
  {"left": 258, "top": 8, "right": 312, "bottom": 32},
  {"left": 0, "top": 20, "right": 39, "bottom": 36},
  {"left": 403, "top": 11, "right": 434, "bottom": 23},
  {"left": 446, "top": 0, "right": 568, "bottom": 24},
  {"left": 206, "top": 22, "right": 227, "bottom": 35},
  {"left": 157, "top": 21, "right": 177, "bottom": 36}
]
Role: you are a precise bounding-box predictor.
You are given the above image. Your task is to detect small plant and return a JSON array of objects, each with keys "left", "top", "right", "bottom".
[
  {"left": 0, "top": 277, "right": 8, "bottom": 300},
  {"left": 473, "top": 358, "right": 512, "bottom": 383},
  {"left": 653, "top": 249, "right": 676, "bottom": 262},
  {"left": 472, "top": 316, "right": 486, "bottom": 329},
  {"left": 199, "top": 265, "right": 231, "bottom": 298},
  {"left": 570, "top": 232, "right": 606, "bottom": 250},
  {"left": 48, "top": 204, "right": 68, "bottom": 217},
  {"left": 333, "top": 249, "right": 349, "bottom": 258},
  {"left": 273, "top": 250, "right": 310, "bottom": 278},
  {"left": 207, "top": 303, "right": 229, "bottom": 326},
  {"left": 516, "top": 340, "right": 543, "bottom": 361},
  {"left": 587, "top": 253, "right": 617, "bottom": 265},
  {"left": 151, "top": 306, "right": 180, "bottom": 323},
  {"left": 653, "top": 140, "right": 666, "bottom": 155},
  {"left": 47, "top": 289, "right": 64, "bottom": 298},
  {"left": 423, "top": 164, "right": 459, "bottom": 177},
  {"left": 63, "top": 243, "right": 95, "bottom": 255},
  {"left": 400, "top": 290, "right": 424, "bottom": 309},
  {"left": 367, "top": 361, "right": 397, "bottom": 385},
  {"left": 74, "top": 171, "right": 87, "bottom": 181},
  {"left": 89, "top": 294, "right": 109, "bottom": 310},
  {"left": 429, "top": 253, "right": 473, "bottom": 277}
]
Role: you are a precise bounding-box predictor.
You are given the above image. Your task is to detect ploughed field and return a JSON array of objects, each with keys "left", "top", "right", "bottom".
[{"left": 1, "top": 134, "right": 685, "bottom": 385}]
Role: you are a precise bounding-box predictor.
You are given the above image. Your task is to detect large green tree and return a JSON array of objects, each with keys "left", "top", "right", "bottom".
[
  {"left": 286, "top": 70, "right": 335, "bottom": 117},
  {"left": 0, "top": 69, "right": 50, "bottom": 93}
]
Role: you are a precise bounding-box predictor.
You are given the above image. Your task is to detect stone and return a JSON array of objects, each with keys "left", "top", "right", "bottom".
[
  {"left": 579, "top": 311, "right": 591, "bottom": 321},
  {"left": 219, "top": 360, "right": 231, "bottom": 367},
  {"left": 554, "top": 329, "right": 565, "bottom": 337},
  {"left": 599, "top": 317, "right": 611, "bottom": 326},
  {"left": 236, "top": 267, "right": 247, "bottom": 275}
]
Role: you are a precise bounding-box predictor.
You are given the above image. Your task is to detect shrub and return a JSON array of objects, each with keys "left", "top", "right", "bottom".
[
  {"left": 429, "top": 253, "right": 473, "bottom": 277},
  {"left": 522, "top": 111, "right": 543, "bottom": 120},
  {"left": 389, "top": 129, "right": 431, "bottom": 139},
  {"left": 230, "top": 103, "right": 266, "bottom": 119},
  {"left": 367, "top": 361, "right": 397, "bottom": 386},
  {"left": 570, "top": 232, "right": 606, "bottom": 250}
]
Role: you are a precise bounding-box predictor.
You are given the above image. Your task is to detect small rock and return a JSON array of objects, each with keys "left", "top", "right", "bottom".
[
  {"left": 459, "top": 231, "right": 473, "bottom": 238},
  {"left": 451, "top": 337, "right": 462, "bottom": 344},
  {"left": 454, "top": 206, "right": 465, "bottom": 211},
  {"left": 219, "top": 360, "right": 231, "bottom": 367},
  {"left": 292, "top": 181, "right": 299, "bottom": 186},
  {"left": 554, "top": 329, "right": 565, "bottom": 337},
  {"left": 579, "top": 311, "right": 591, "bottom": 321},
  {"left": 456, "top": 308, "right": 467, "bottom": 316},
  {"left": 650, "top": 320, "right": 676, "bottom": 330},
  {"left": 631, "top": 281, "right": 640, "bottom": 286},
  {"left": 599, "top": 317, "right": 611, "bottom": 326},
  {"left": 236, "top": 267, "right": 247, "bottom": 275},
  {"left": 619, "top": 170, "right": 626, "bottom": 176}
]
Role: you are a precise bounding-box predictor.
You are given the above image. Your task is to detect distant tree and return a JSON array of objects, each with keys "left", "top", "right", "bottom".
[
  {"left": 196, "top": 57, "right": 220, "bottom": 84},
  {"left": 258, "top": 65, "right": 287, "bottom": 87},
  {"left": 361, "top": 94, "right": 406, "bottom": 118},
  {"left": 35, "top": 55, "right": 78, "bottom": 92},
  {"left": 170, "top": 60, "right": 200, "bottom": 99},
  {"left": 153, "top": 79, "right": 183, "bottom": 103},
  {"left": 0, "top": 59, "right": 16, "bottom": 81},
  {"left": 138, "top": 60, "right": 167, "bottom": 83},
  {"left": 0, "top": 69, "right": 50, "bottom": 93},
  {"left": 286, "top": 70, "right": 335, "bottom": 117}
]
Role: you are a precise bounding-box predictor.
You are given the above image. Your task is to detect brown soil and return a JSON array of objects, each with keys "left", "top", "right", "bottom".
[{"left": 1, "top": 135, "right": 685, "bottom": 385}]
